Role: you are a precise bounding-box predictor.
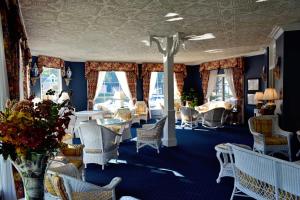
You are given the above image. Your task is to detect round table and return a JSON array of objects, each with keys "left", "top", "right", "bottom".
[{"left": 215, "top": 143, "right": 251, "bottom": 183}]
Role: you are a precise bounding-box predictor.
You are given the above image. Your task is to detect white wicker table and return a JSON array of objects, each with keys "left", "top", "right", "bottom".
[{"left": 215, "top": 143, "right": 251, "bottom": 183}]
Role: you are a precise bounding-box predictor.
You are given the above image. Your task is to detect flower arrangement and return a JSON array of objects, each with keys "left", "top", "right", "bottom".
[{"left": 0, "top": 90, "right": 73, "bottom": 161}]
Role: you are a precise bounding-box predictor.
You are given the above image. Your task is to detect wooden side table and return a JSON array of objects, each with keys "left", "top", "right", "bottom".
[{"left": 215, "top": 143, "right": 251, "bottom": 183}]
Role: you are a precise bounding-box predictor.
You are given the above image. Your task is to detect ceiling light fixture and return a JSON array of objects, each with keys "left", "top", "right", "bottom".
[
  {"left": 186, "top": 33, "right": 215, "bottom": 41},
  {"left": 165, "top": 13, "right": 179, "bottom": 17},
  {"left": 256, "top": 0, "right": 268, "bottom": 2},
  {"left": 204, "top": 49, "right": 223, "bottom": 53},
  {"left": 166, "top": 17, "right": 184, "bottom": 22}
]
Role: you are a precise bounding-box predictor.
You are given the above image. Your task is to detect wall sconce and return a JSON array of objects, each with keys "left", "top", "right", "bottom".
[
  {"left": 30, "top": 62, "right": 39, "bottom": 86},
  {"left": 64, "top": 66, "right": 72, "bottom": 86}
]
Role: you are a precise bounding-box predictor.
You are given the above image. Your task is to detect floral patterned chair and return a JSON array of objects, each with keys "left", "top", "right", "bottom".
[{"left": 134, "top": 101, "right": 148, "bottom": 124}]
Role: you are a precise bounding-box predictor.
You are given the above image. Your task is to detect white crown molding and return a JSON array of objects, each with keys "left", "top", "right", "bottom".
[{"left": 269, "top": 22, "right": 300, "bottom": 40}]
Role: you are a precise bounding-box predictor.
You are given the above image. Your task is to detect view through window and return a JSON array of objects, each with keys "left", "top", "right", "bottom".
[
  {"left": 210, "top": 74, "right": 233, "bottom": 101},
  {"left": 149, "top": 72, "right": 164, "bottom": 108},
  {"left": 94, "top": 71, "right": 129, "bottom": 105},
  {"left": 40, "top": 67, "right": 62, "bottom": 98}
]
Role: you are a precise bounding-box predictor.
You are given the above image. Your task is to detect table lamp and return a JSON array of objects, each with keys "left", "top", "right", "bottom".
[
  {"left": 254, "top": 92, "right": 264, "bottom": 109},
  {"left": 263, "top": 88, "right": 278, "bottom": 114},
  {"left": 114, "top": 91, "right": 126, "bottom": 107}
]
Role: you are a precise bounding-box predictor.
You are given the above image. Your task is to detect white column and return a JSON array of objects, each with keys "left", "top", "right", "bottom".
[{"left": 150, "top": 33, "right": 181, "bottom": 147}]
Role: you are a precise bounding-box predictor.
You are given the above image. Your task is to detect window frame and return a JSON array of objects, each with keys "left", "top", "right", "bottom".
[
  {"left": 210, "top": 74, "right": 233, "bottom": 102},
  {"left": 40, "top": 67, "right": 62, "bottom": 98}
]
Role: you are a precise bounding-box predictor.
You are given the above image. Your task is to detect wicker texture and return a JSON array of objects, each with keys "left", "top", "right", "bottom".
[
  {"left": 229, "top": 144, "right": 300, "bottom": 200},
  {"left": 201, "top": 107, "right": 226, "bottom": 128},
  {"left": 180, "top": 107, "right": 201, "bottom": 128},
  {"left": 134, "top": 101, "right": 148, "bottom": 123},
  {"left": 136, "top": 116, "right": 167, "bottom": 154},
  {"left": 78, "top": 120, "right": 120, "bottom": 170},
  {"left": 248, "top": 115, "right": 293, "bottom": 161}
]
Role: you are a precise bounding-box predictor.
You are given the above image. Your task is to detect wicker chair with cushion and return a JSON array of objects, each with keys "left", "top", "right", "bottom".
[
  {"left": 229, "top": 144, "right": 300, "bottom": 200},
  {"left": 248, "top": 115, "right": 293, "bottom": 161},
  {"left": 134, "top": 101, "right": 148, "bottom": 124},
  {"left": 180, "top": 107, "right": 201, "bottom": 128},
  {"left": 113, "top": 108, "right": 132, "bottom": 141},
  {"left": 136, "top": 116, "right": 167, "bottom": 154},
  {"left": 46, "top": 163, "right": 121, "bottom": 200},
  {"left": 78, "top": 120, "right": 121, "bottom": 170},
  {"left": 201, "top": 107, "right": 226, "bottom": 128}
]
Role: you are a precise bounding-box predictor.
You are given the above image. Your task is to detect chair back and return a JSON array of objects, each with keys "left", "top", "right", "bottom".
[
  {"left": 204, "top": 107, "right": 225, "bottom": 121},
  {"left": 230, "top": 144, "right": 300, "bottom": 198},
  {"left": 135, "top": 101, "right": 147, "bottom": 114},
  {"left": 180, "top": 107, "right": 198, "bottom": 121},
  {"left": 78, "top": 120, "right": 118, "bottom": 153},
  {"left": 114, "top": 108, "right": 132, "bottom": 121},
  {"left": 154, "top": 116, "right": 167, "bottom": 138},
  {"left": 248, "top": 115, "right": 278, "bottom": 134}
]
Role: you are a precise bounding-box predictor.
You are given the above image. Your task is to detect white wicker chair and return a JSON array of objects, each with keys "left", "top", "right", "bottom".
[
  {"left": 180, "top": 107, "right": 201, "bottom": 128},
  {"left": 201, "top": 107, "right": 226, "bottom": 128},
  {"left": 134, "top": 101, "right": 149, "bottom": 124},
  {"left": 248, "top": 115, "right": 293, "bottom": 161},
  {"left": 78, "top": 120, "right": 121, "bottom": 170},
  {"left": 136, "top": 116, "right": 167, "bottom": 154},
  {"left": 229, "top": 144, "right": 300, "bottom": 200}
]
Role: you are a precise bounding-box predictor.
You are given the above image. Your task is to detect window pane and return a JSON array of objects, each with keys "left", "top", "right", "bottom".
[
  {"left": 94, "top": 71, "right": 129, "bottom": 106},
  {"left": 40, "top": 67, "right": 62, "bottom": 98},
  {"left": 149, "top": 72, "right": 164, "bottom": 108},
  {"left": 210, "top": 74, "right": 233, "bottom": 102}
]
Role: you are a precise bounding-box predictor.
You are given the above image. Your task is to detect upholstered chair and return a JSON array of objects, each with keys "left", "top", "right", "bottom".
[
  {"left": 180, "top": 107, "right": 201, "bottom": 128},
  {"left": 248, "top": 115, "right": 293, "bottom": 161},
  {"left": 201, "top": 107, "right": 226, "bottom": 128},
  {"left": 78, "top": 120, "right": 121, "bottom": 170},
  {"left": 134, "top": 101, "right": 149, "bottom": 123},
  {"left": 136, "top": 116, "right": 167, "bottom": 154},
  {"left": 109, "top": 108, "right": 133, "bottom": 141}
]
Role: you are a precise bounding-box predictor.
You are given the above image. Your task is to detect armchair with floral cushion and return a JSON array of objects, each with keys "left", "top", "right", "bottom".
[
  {"left": 134, "top": 101, "right": 149, "bottom": 124},
  {"left": 46, "top": 163, "right": 122, "bottom": 200},
  {"left": 248, "top": 115, "right": 293, "bottom": 161}
]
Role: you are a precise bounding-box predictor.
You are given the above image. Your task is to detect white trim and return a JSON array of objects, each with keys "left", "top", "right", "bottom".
[{"left": 269, "top": 23, "right": 300, "bottom": 40}]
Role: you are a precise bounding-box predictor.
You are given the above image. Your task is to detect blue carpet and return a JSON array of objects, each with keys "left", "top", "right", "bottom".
[{"left": 80, "top": 123, "right": 253, "bottom": 200}]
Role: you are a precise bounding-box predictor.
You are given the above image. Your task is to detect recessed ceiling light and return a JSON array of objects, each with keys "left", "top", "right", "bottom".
[
  {"left": 165, "top": 13, "right": 179, "bottom": 17},
  {"left": 141, "top": 40, "right": 150, "bottom": 46},
  {"left": 166, "top": 17, "right": 184, "bottom": 22},
  {"left": 204, "top": 49, "right": 223, "bottom": 53},
  {"left": 187, "top": 33, "right": 215, "bottom": 41},
  {"left": 256, "top": 0, "right": 268, "bottom": 2}
]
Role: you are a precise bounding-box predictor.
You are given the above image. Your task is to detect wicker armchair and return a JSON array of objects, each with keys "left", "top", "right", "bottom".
[
  {"left": 113, "top": 108, "right": 133, "bottom": 141},
  {"left": 201, "top": 107, "right": 226, "bottom": 128},
  {"left": 248, "top": 115, "right": 293, "bottom": 161},
  {"left": 180, "top": 107, "right": 201, "bottom": 128},
  {"left": 229, "top": 144, "right": 300, "bottom": 200},
  {"left": 134, "top": 101, "right": 149, "bottom": 123},
  {"left": 46, "top": 164, "right": 121, "bottom": 200},
  {"left": 136, "top": 116, "right": 167, "bottom": 154},
  {"left": 78, "top": 120, "right": 121, "bottom": 170}
]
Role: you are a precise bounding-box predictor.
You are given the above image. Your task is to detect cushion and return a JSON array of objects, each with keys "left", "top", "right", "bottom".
[
  {"left": 265, "top": 136, "right": 288, "bottom": 145},
  {"left": 61, "top": 144, "right": 83, "bottom": 156},
  {"left": 50, "top": 174, "right": 68, "bottom": 200},
  {"left": 72, "top": 190, "right": 113, "bottom": 200},
  {"left": 253, "top": 118, "right": 273, "bottom": 137},
  {"left": 44, "top": 176, "right": 57, "bottom": 196}
]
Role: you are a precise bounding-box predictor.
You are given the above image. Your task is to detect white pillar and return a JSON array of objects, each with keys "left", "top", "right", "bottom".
[{"left": 150, "top": 34, "right": 181, "bottom": 147}]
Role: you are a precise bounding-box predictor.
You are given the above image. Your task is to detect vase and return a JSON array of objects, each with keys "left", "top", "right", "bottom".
[{"left": 12, "top": 152, "right": 49, "bottom": 200}]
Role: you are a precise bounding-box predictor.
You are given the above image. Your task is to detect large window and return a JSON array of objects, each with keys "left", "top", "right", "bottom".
[
  {"left": 40, "top": 67, "right": 62, "bottom": 98},
  {"left": 210, "top": 74, "right": 233, "bottom": 102},
  {"left": 149, "top": 72, "right": 179, "bottom": 108},
  {"left": 94, "top": 71, "right": 129, "bottom": 105}
]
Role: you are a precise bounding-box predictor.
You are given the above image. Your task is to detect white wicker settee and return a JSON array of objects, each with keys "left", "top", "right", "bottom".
[{"left": 229, "top": 144, "right": 300, "bottom": 200}]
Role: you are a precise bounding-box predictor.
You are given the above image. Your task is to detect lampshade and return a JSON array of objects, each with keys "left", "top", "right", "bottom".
[
  {"left": 113, "top": 91, "right": 126, "bottom": 100},
  {"left": 254, "top": 92, "right": 264, "bottom": 101},
  {"left": 263, "top": 88, "right": 278, "bottom": 101}
]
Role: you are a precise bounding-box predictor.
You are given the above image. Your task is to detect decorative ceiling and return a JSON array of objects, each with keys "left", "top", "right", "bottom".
[{"left": 20, "top": 0, "right": 300, "bottom": 64}]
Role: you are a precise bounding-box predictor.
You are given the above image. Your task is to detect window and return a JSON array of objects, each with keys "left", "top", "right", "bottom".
[
  {"left": 40, "top": 67, "right": 62, "bottom": 98},
  {"left": 94, "top": 71, "right": 129, "bottom": 105},
  {"left": 210, "top": 74, "right": 233, "bottom": 101},
  {"left": 149, "top": 72, "right": 179, "bottom": 108}
]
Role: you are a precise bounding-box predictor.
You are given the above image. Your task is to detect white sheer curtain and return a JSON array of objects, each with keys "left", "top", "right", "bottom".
[
  {"left": 224, "top": 68, "right": 237, "bottom": 98},
  {"left": 93, "top": 71, "right": 106, "bottom": 102},
  {"left": 173, "top": 74, "right": 180, "bottom": 99},
  {"left": 0, "top": 15, "right": 17, "bottom": 200},
  {"left": 115, "top": 71, "right": 133, "bottom": 107},
  {"left": 149, "top": 72, "right": 158, "bottom": 101},
  {"left": 206, "top": 70, "right": 218, "bottom": 100}
]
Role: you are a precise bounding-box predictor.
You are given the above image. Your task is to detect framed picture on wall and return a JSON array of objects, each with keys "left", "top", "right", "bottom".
[
  {"left": 247, "top": 78, "right": 260, "bottom": 91},
  {"left": 247, "top": 94, "right": 256, "bottom": 105}
]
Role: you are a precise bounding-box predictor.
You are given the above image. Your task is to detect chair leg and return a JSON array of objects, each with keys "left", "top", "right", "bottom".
[
  {"left": 102, "top": 164, "right": 105, "bottom": 170},
  {"left": 230, "top": 186, "right": 237, "bottom": 200},
  {"left": 157, "top": 143, "right": 160, "bottom": 154},
  {"left": 136, "top": 142, "right": 139, "bottom": 153}
]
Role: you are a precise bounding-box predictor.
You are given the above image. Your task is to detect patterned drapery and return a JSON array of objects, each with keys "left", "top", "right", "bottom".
[
  {"left": 0, "top": 0, "right": 31, "bottom": 100},
  {"left": 37, "top": 55, "right": 65, "bottom": 76},
  {"left": 20, "top": 40, "right": 31, "bottom": 98},
  {"left": 141, "top": 63, "right": 186, "bottom": 105},
  {"left": 199, "top": 57, "right": 245, "bottom": 123},
  {"left": 85, "top": 61, "right": 138, "bottom": 109},
  {"left": 87, "top": 71, "right": 99, "bottom": 110}
]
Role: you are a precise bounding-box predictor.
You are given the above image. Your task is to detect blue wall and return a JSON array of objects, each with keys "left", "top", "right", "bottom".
[
  {"left": 183, "top": 65, "right": 203, "bottom": 105},
  {"left": 244, "top": 54, "right": 268, "bottom": 122}
]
